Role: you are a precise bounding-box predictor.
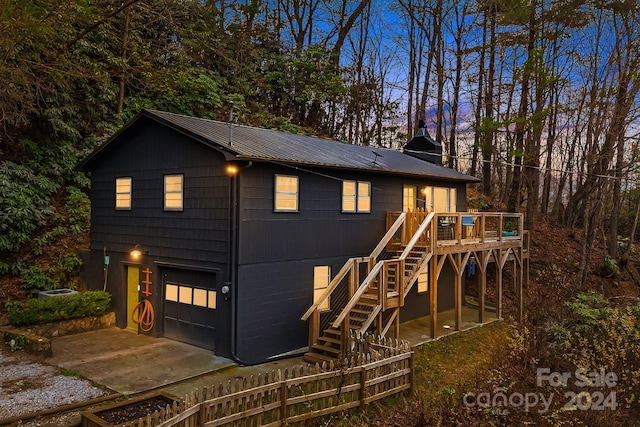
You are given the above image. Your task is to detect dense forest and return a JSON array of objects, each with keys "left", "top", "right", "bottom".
[
  {"left": 1, "top": 0, "right": 639, "bottom": 304},
  {"left": 2, "top": 1, "right": 640, "bottom": 424}
]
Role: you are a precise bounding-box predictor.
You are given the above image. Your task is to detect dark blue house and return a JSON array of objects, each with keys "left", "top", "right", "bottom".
[{"left": 80, "top": 109, "right": 523, "bottom": 365}]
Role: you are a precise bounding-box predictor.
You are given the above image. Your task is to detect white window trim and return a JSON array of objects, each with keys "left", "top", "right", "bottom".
[
  {"left": 342, "top": 180, "right": 371, "bottom": 213},
  {"left": 164, "top": 174, "right": 184, "bottom": 211},
  {"left": 274, "top": 174, "right": 299, "bottom": 212},
  {"left": 115, "top": 177, "right": 132, "bottom": 210}
]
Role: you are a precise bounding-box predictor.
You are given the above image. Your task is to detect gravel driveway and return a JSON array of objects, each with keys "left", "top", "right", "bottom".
[{"left": 0, "top": 346, "right": 106, "bottom": 420}]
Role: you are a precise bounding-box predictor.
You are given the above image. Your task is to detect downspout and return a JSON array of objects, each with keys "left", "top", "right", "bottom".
[
  {"left": 227, "top": 161, "right": 261, "bottom": 365},
  {"left": 227, "top": 161, "right": 303, "bottom": 365}
]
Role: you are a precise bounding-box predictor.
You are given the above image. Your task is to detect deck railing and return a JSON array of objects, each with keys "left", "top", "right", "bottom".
[
  {"left": 388, "top": 211, "right": 525, "bottom": 247},
  {"left": 302, "top": 210, "right": 526, "bottom": 357}
]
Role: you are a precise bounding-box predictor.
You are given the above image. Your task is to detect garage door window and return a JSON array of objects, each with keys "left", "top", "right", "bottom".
[{"left": 166, "top": 284, "right": 216, "bottom": 310}]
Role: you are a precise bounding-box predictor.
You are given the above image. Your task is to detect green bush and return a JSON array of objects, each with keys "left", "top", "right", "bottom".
[
  {"left": 19, "top": 254, "right": 83, "bottom": 292},
  {"left": 5, "top": 291, "right": 111, "bottom": 326},
  {"left": 0, "top": 161, "right": 58, "bottom": 253},
  {"left": 598, "top": 255, "right": 620, "bottom": 277},
  {"left": 21, "top": 266, "right": 57, "bottom": 291},
  {"left": 543, "top": 293, "right": 640, "bottom": 417},
  {"left": 66, "top": 186, "right": 90, "bottom": 236}
]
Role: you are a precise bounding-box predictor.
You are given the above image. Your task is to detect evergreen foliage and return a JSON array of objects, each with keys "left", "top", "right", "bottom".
[{"left": 5, "top": 291, "right": 111, "bottom": 326}]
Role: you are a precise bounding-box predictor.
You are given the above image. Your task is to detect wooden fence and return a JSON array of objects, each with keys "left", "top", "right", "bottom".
[{"left": 120, "top": 335, "right": 413, "bottom": 427}]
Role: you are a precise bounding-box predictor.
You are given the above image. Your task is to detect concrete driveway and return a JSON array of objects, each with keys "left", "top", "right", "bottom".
[{"left": 46, "top": 328, "right": 237, "bottom": 395}]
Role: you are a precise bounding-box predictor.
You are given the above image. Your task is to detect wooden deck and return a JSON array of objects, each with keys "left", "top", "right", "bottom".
[{"left": 301, "top": 210, "right": 529, "bottom": 363}]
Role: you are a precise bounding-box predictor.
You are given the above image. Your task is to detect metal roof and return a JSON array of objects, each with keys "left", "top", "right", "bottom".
[{"left": 86, "top": 109, "right": 479, "bottom": 182}]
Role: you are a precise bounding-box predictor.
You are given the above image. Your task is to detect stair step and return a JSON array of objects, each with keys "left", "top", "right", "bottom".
[
  {"left": 303, "top": 352, "right": 338, "bottom": 364},
  {"left": 311, "top": 344, "right": 341, "bottom": 354},
  {"left": 324, "top": 328, "right": 341, "bottom": 337},
  {"left": 319, "top": 336, "right": 340, "bottom": 345},
  {"left": 351, "top": 307, "right": 373, "bottom": 315}
]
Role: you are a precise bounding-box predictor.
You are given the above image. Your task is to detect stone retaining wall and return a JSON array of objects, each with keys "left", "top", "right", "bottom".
[
  {"left": 21, "top": 312, "right": 116, "bottom": 338},
  {"left": 0, "top": 312, "right": 116, "bottom": 358}
]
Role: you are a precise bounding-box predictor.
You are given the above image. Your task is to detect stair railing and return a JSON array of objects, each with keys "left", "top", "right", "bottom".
[
  {"left": 301, "top": 212, "right": 407, "bottom": 347},
  {"left": 397, "top": 211, "right": 435, "bottom": 299},
  {"left": 330, "top": 212, "right": 436, "bottom": 344}
]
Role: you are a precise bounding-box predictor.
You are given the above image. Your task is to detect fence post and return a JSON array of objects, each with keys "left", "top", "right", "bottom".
[
  {"left": 278, "top": 370, "right": 287, "bottom": 424},
  {"left": 359, "top": 366, "right": 367, "bottom": 410},
  {"left": 409, "top": 351, "right": 415, "bottom": 394}
]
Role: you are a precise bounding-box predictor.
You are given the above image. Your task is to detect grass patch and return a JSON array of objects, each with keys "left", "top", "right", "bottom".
[
  {"left": 62, "top": 368, "right": 79, "bottom": 377},
  {"left": 413, "top": 321, "right": 510, "bottom": 415},
  {"left": 311, "top": 321, "right": 510, "bottom": 426}
]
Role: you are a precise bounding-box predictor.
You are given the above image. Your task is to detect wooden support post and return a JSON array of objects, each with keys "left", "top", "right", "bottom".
[
  {"left": 309, "top": 310, "right": 319, "bottom": 347},
  {"left": 478, "top": 252, "right": 486, "bottom": 324},
  {"left": 455, "top": 273, "right": 462, "bottom": 331},
  {"left": 429, "top": 256, "right": 438, "bottom": 339},
  {"left": 496, "top": 249, "right": 503, "bottom": 320},
  {"left": 394, "top": 311, "right": 400, "bottom": 340},
  {"left": 349, "top": 262, "right": 357, "bottom": 298},
  {"left": 453, "top": 253, "right": 462, "bottom": 331},
  {"left": 518, "top": 249, "right": 524, "bottom": 322}
]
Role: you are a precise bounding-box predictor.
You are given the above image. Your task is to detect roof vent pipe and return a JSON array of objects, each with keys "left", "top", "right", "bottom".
[{"left": 228, "top": 102, "right": 234, "bottom": 146}]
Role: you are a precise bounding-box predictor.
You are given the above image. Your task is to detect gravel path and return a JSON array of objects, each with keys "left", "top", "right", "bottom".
[{"left": 0, "top": 347, "right": 107, "bottom": 420}]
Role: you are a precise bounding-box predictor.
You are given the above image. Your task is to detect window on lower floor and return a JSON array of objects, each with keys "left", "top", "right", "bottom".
[
  {"left": 314, "top": 265, "right": 331, "bottom": 311},
  {"left": 164, "top": 174, "right": 184, "bottom": 211},
  {"left": 417, "top": 265, "right": 428, "bottom": 293},
  {"left": 275, "top": 175, "right": 299, "bottom": 211},
  {"left": 115, "top": 177, "right": 132, "bottom": 210}
]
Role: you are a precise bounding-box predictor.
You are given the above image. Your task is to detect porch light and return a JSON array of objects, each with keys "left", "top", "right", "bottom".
[
  {"left": 130, "top": 244, "right": 147, "bottom": 260},
  {"left": 226, "top": 164, "right": 239, "bottom": 176}
]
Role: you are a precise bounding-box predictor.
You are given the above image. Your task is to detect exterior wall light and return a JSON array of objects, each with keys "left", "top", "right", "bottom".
[
  {"left": 130, "top": 244, "right": 148, "bottom": 260},
  {"left": 226, "top": 164, "right": 239, "bottom": 176}
]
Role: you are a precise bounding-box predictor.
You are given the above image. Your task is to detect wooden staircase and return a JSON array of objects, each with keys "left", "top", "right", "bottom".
[{"left": 302, "top": 212, "right": 435, "bottom": 364}]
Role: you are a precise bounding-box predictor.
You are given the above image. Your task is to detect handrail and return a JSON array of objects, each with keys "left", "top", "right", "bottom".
[
  {"left": 301, "top": 212, "right": 407, "bottom": 321},
  {"left": 301, "top": 258, "right": 357, "bottom": 321},
  {"left": 371, "top": 212, "right": 407, "bottom": 259},
  {"left": 331, "top": 213, "right": 434, "bottom": 330},
  {"left": 399, "top": 212, "right": 434, "bottom": 260},
  {"left": 331, "top": 262, "right": 383, "bottom": 328}
]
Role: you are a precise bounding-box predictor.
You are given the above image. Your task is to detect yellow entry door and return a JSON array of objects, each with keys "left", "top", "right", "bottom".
[{"left": 127, "top": 266, "right": 139, "bottom": 330}]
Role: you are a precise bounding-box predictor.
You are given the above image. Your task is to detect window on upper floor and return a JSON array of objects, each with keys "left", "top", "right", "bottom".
[
  {"left": 275, "top": 175, "right": 299, "bottom": 211},
  {"left": 422, "top": 186, "right": 457, "bottom": 212},
  {"left": 403, "top": 185, "right": 416, "bottom": 212},
  {"left": 342, "top": 180, "right": 371, "bottom": 213},
  {"left": 115, "top": 177, "right": 132, "bottom": 210},
  {"left": 164, "top": 174, "right": 184, "bottom": 211}
]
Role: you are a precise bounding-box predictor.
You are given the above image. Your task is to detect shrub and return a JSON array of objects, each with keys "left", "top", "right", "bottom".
[
  {"left": 5, "top": 291, "right": 111, "bottom": 326},
  {"left": 21, "top": 266, "right": 57, "bottom": 291},
  {"left": 543, "top": 293, "right": 640, "bottom": 419},
  {"left": 598, "top": 255, "right": 620, "bottom": 277},
  {"left": 0, "top": 162, "right": 58, "bottom": 253},
  {"left": 66, "top": 186, "right": 90, "bottom": 236},
  {"left": 19, "top": 254, "right": 83, "bottom": 292}
]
